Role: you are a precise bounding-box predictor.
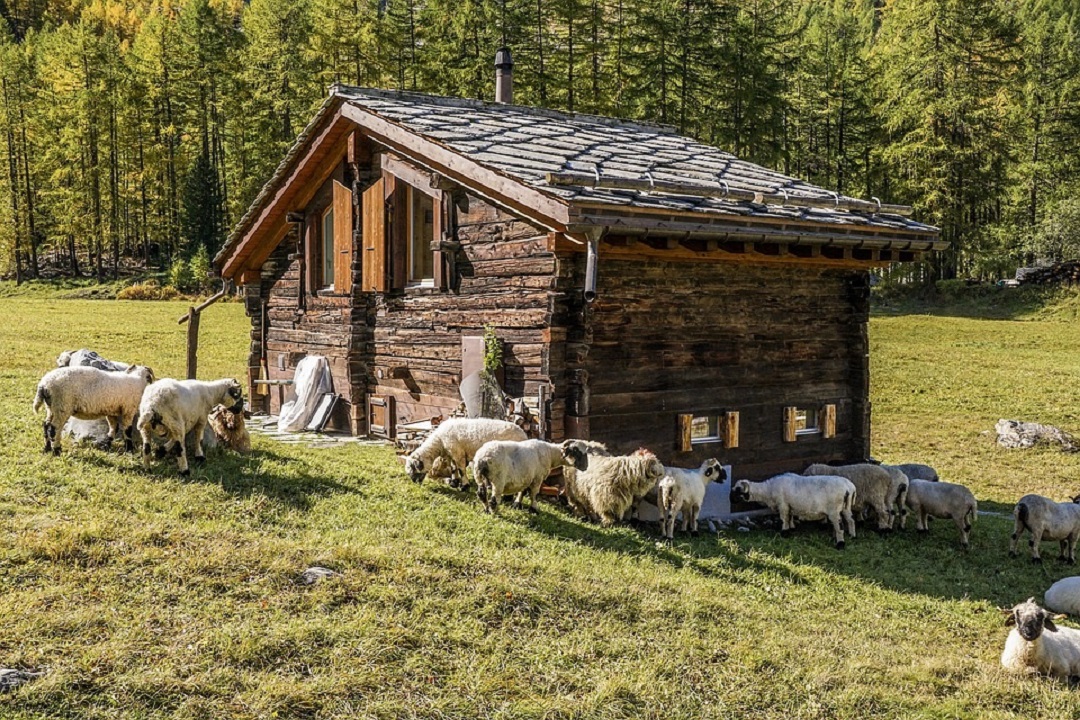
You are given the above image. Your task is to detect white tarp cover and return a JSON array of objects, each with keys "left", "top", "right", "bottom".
[{"left": 278, "top": 356, "right": 332, "bottom": 432}]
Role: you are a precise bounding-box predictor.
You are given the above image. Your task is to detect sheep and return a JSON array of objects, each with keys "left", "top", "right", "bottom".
[
  {"left": 472, "top": 439, "right": 573, "bottom": 514},
  {"left": 731, "top": 473, "right": 856, "bottom": 549},
  {"left": 804, "top": 463, "right": 902, "bottom": 532},
  {"left": 868, "top": 457, "right": 939, "bottom": 482},
  {"left": 404, "top": 418, "right": 527, "bottom": 490},
  {"left": 1009, "top": 493, "right": 1080, "bottom": 564},
  {"left": 1001, "top": 598, "right": 1080, "bottom": 681},
  {"left": 1044, "top": 577, "right": 1080, "bottom": 617},
  {"left": 559, "top": 440, "right": 612, "bottom": 515},
  {"left": 559, "top": 447, "right": 666, "bottom": 526},
  {"left": 207, "top": 404, "right": 252, "bottom": 453},
  {"left": 33, "top": 364, "right": 156, "bottom": 455},
  {"left": 658, "top": 459, "right": 725, "bottom": 539},
  {"left": 56, "top": 349, "right": 128, "bottom": 372},
  {"left": 901, "top": 478, "right": 977, "bottom": 548},
  {"left": 137, "top": 378, "right": 244, "bottom": 476}
]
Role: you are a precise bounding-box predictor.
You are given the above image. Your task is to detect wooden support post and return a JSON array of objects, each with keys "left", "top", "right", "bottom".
[{"left": 186, "top": 307, "right": 200, "bottom": 379}]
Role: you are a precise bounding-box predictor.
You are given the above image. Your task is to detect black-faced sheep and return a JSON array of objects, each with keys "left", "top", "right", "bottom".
[
  {"left": 559, "top": 447, "right": 666, "bottom": 527},
  {"left": 1010, "top": 493, "right": 1080, "bottom": 564},
  {"left": 658, "top": 459, "right": 725, "bottom": 539},
  {"left": 33, "top": 364, "right": 156, "bottom": 455},
  {"left": 1001, "top": 597, "right": 1080, "bottom": 681},
  {"left": 804, "top": 462, "right": 901, "bottom": 532},
  {"left": 731, "top": 473, "right": 856, "bottom": 549},
  {"left": 404, "top": 418, "right": 527, "bottom": 490},
  {"left": 902, "top": 478, "right": 977, "bottom": 548},
  {"left": 473, "top": 439, "right": 573, "bottom": 514},
  {"left": 137, "top": 378, "right": 244, "bottom": 476}
]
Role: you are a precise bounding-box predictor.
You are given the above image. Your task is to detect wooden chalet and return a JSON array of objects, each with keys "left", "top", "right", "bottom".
[{"left": 214, "top": 81, "right": 942, "bottom": 479}]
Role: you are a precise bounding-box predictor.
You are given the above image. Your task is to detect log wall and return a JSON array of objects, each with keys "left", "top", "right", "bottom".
[{"left": 571, "top": 255, "right": 871, "bottom": 478}]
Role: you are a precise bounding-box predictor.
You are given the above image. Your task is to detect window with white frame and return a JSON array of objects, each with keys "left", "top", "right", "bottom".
[
  {"left": 690, "top": 415, "right": 722, "bottom": 444},
  {"left": 407, "top": 185, "right": 435, "bottom": 285}
]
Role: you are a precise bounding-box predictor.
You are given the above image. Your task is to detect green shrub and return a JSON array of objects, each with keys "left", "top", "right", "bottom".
[
  {"left": 168, "top": 257, "right": 193, "bottom": 293},
  {"left": 117, "top": 280, "right": 181, "bottom": 301},
  {"left": 189, "top": 245, "right": 214, "bottom": 294}
]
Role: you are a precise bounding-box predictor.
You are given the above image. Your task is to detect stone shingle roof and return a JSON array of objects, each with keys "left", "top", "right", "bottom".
[{"left": 335, "top": 87, "right": 939, "bottom": 239}]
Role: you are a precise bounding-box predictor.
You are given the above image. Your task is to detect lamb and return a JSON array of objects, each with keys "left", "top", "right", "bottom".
[
  {"left": 33, "top": 364, "right": 156, "bottom": 455},
  {"left": 404, "top": 418, "right": 527, "bottom": 490},
  {"left": 803, "top": 463, "right": 902, "bottom": 532},
  {"left": 473, "top": 439, "right": 573, "bottom": 514},
  {"left": 1009, "top": 493, "right": 1080, "bottom": 563},
  {"left": 1001, "top": 598, "right": 1080, "bottom": 681},
  {"left": 731, "top": 473, "right": 856, "bottom": 549},
  {"left": 137, "top": 378, "right": 244, "bottom": 476},
  {"left": 901, "top": 478, "right": 977, "bottom": 548},
  {"left": 559, "top": 447, "right": 666, "bottom": 526},
  {"left": 207, "top": 404, "right": 252, "bottom": 453},
  {"left": 657, "top": 458, "right": 725, "bottom": 539}
]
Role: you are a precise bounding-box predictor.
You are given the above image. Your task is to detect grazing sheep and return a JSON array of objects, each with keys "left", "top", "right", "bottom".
[
  {"left": 1001, "top": 598, "right": 1080, "bottom": 681},
  {"left": 33, "top": 364, "right": 156, "bottom": 455},
  {"left": 404, "top": 418, "right": 527, "bottom": 490},
  {"left": 804, "top": 463, "right": 900, "bottom": 532},
  {"left": 560, "top": 447, "right": 666, "bottom": 526},
  {"left": 138, "top": 378, "right": 244, "bottom": 476},
  {"left": 731, "top": 473, "right": 856, "bottom": 549},
  {"left": 1044, "top": 577, "right": 1080, "bottom": 617},
  {"left": 207, "top": 404, "right": 251, "bottom": 453},
  {"left": 658, "top": 459, "right": 725, "bottom": 539},
  {"left": 1010, "top": 493, "right": 1080, "bottom": 564},
  {"left": 887, "top": 462, "right": 938, "bottom": 482},
  {"left": 473, "top": 439, "right": 572, "bottom": 514},
  {"left": 902, "top": 478, "right": 977, "bottom": 548}
]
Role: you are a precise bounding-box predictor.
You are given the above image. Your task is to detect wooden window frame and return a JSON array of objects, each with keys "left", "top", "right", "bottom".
[
  {"left": 784, "top": 405, "right": 833, "bottom": 443},
  {"left": 677, "top": 411, "right": 738, "bottom": 452},
  {"left": 405, "top": 184, "right": 436, "bottom": 288},
  {"left": 320, "top": 204, "right": 335, "bottom": 291}
]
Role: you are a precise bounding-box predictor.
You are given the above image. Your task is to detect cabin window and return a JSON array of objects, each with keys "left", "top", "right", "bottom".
[
  {"left": 407, "top": 185, "right": 435, "bottom": 286},
  {"left": 690, "top": 415, "right": 722, "bottom": 444},
  {"left": 321, "top": 206, "right": 335, "bottom": 289},
  {"left": 677, "top": 412, "right": 735, "bottom": 452}
]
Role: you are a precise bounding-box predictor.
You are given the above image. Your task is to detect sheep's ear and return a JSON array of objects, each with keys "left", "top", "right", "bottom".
[
  {"left": 1004, "top": 611, "right": 1017, "bottom": 627},
  {"left": 1045, "top": 615, "right": 1059, "bottom": 632}
]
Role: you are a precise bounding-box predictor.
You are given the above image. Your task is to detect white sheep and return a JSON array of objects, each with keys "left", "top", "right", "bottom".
[
  {"left": 1044, "top": 577, "right": 1080, "bottom": 616},
  {"left": 886, "top": 462, "right": 938, "bottom": 482},
  {"left": 560, "top": 447, "right": 666, "bottom": 527},
  {"left": 731, "top": 473, "right": 856, "bottom": 549},
  {"left": 137, "top": 378, "right": 244, "bottom": 476},
  {"left": 404, "top": 418, "right": 527, "bottom": 491},
  {"left": 901, "top": 478, "right": 977, "bottom": 548},
  {"left": 804, "top": 463, "right": 901, "bottom": 532},
  {"left": 559, "top": 440, "right": 612, "bottom": 516},
  {"left": 1009, "top": 493, "right": 1080, "bottom": 564},
  {"left": 1001, "top": 597, "right": 1080, "bottom": 681},
  {"left": 33, "top": 364, "right": 156, "bottom": 455},
  {"left": 473, "top": 439, "right": 572, "bottom": 514},
  {"left": 658, "top": 458, "right": 724, "bottom": 539}
]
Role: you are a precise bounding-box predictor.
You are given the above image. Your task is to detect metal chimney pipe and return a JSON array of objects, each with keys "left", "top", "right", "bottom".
[{"left": 495, "top": 47, "right": 513, "bottom": 104}]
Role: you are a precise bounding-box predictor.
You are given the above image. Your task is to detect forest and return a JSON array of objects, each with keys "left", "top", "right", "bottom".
[{"left": 0, "top": 0, "right": 1078, "bottom": 284}]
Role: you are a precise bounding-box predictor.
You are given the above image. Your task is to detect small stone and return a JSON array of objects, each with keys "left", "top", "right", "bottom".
[
  {"left": 737, "top": 526, "right": 751, "bottom": 533},
  {"left": 300, "top": 566, "right": 342, "bottom": 585},
  {"left": 0, "top": 669, "right": 44, "bottom": 692}
]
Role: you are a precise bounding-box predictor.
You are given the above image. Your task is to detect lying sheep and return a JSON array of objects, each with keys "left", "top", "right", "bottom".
[
  {"left": 902, "top": 478, "right": 977, "bottom": 548},
  {"left": 658, "top": 459, "right": 724, "bottom": 539},
  {"left": 473, "top": 439, "right": 572, "bottom": 514},
  {"left": 33, "top": 364, "right": 156, "bottom": 455},
  {"left": 1010, "top": 493, "right": 1080, "bottom": 563},
  {"left": 1001, "top": 598, "right": 1080, "bottom": 681},
  {"left": 560, "top": 447, "right": 666, "bottom": 526},
  {"left": 138, "top": 378, "right": 244, "bottom": 476},
  {"left": 404, "top": 418, "right": 527, "bottom": 490},
  {"left": 1044, "top": 577, "right": 1080, "bottom": 616},
  {"left": 804, "top": 463, "right": 901, "bottom": 532},
  {"left": 731, "top": 473, "right": 856, "bottom": 549}
]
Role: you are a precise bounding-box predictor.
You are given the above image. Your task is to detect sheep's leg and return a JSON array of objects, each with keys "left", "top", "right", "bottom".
[
  {"left": 1010, "top": 517, "right": 1024, "bottom": 558},
  {"left": 917, "top": 509, "right": 930, "bottom": 533},
  {"left": 829, "top": 511, "right": 845, "bottom": 550},
  {"left": 953, "top": 514, "right": 970, "bottom": 549},
  {"left": 1067, "top": 534, "right": 1078, "bottom": 565},
  {"left": 527, "top": 480, "right": 543, "bottom": 514},
  {"left": 900, "top": 503, "right": 909, "bottom": 531},
  {"left": 44, "top": 408, "right": 67, "bottom": 456},
  {"left": 450, "top": 450, "right": 469, "bottom": 490},
  {"left": 137, "top": 413, "right": 155, "bottom": 468},
  {"left": 190, "top": 420, "right": 207, "bottom": 464},
  {"left": 779, "top": 503, "right": 793, "bottom": 538},
  {"left": 100, "top": 416, "right": 118, "bottom": 450},
  {"left": 689, "top": 504, "right": 701, "bottom": 537},
  {"left": 1030, "top": 528, "right": 1044, "bottom": 563},
  {"left": 842, "top": 507, "right": 856, "bottom": 540},
  {"left": 512, "top": 490, "right": 525, "bottom": 510}
]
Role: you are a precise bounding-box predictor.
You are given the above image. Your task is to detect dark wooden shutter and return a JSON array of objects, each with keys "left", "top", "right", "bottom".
[
  {"left": 361, "top": 178, "right": 386, "bottom": 292},
  {"left": 333, "top": 179, "right": 353, "bottom": 293}
]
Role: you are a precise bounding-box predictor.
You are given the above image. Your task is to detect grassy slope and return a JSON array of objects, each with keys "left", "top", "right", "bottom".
[{"left": 1, "top": 297, "right": 1079, "bottom": 718}]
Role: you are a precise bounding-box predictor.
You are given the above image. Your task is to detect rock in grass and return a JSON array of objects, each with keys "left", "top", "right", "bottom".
[
  {"left": 299, "top": 566, "right": 342, "bottom": 585},
  {"left": 1045, "top": 576, "right": 1080, "bottom": 615},
  {"left": 0, "top": 669, "right": 44, "bottom": 692}
]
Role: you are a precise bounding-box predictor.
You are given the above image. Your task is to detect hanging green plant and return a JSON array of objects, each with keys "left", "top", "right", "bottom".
[{"left": 482, "top": 324, "right": 503, "bottom": 375}]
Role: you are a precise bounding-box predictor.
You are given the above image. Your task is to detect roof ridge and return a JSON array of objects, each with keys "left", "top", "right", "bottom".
[{"left": 330, "top": 85, "right": 680, "bottom": 136}]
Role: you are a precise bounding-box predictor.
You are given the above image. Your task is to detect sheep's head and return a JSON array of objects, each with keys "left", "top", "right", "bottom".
[
  {"left": 1072, "top": 493, "right": 1080, "bottom": 505},
  {"left": 126, "top": 365, "right": 155, "bottom": 385},
  {"left": 56, "top": 350, "right": 74, "bottom": 368},
  {"left": 632, "top": 449, "right": 664, "bottom": 481},
  {"left": 224, "top": 379, "right": 244, "bottom": 413},
  {"left": 404, "top": 454, "right": 427, "bottom": 483},
  {"left": 1005, "top": 598, "right": 1060, "bottom": 642},
  {"left": 701, "top": 458, "right": 725, "bottom": 483},
  {"left": 731, "top": 479, "right": 752, "bottom": 504},
  {"left": 561, "top": 440, "right": 590, "bottom": 471}
]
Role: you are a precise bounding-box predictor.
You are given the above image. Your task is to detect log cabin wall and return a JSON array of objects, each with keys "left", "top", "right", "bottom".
[
  {"left": 369, "top": 186, "right": 557, "bottom": 428},
  {"left": 579, "top": 256, "right": 871, "bottom": 478}
]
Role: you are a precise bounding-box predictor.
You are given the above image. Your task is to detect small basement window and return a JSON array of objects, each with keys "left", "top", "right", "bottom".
[
  {"left": 691, "top": 415, "right": 722, "bottom": 444},
  {"left": 783, "top": 405, "right": 822, "bottom": 442},
  {"left": 321, "top": 205, "right": 335, "bottom": 289}
]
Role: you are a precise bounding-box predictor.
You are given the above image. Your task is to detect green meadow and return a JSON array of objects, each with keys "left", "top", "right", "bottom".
[{"left": 1, "top": 290, "right": 1080, "bottom": 718}]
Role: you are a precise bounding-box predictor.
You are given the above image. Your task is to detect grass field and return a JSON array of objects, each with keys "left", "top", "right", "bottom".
[{"left": 3, "top": 292, "right": 1080, "bottom": 718}]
